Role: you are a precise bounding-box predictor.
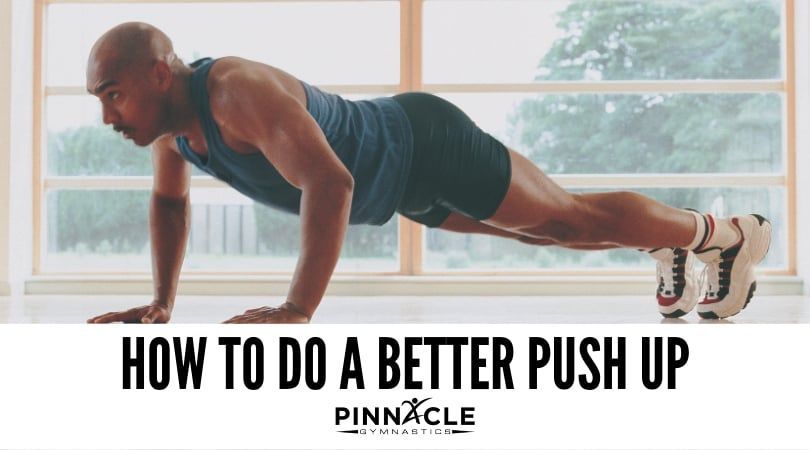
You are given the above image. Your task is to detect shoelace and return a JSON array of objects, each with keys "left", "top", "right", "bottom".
[
  {"left": 697, "top": 258, "right": 724, "bottom": 299},
  {"left": 697, "top": 223, "right": 744, "bottom": 300},
  {"left": 656, "top": 263, "right": 674, "bottom": 294},
  {"left": 656, "top": 250, "right": 686, "bottom": 296}
]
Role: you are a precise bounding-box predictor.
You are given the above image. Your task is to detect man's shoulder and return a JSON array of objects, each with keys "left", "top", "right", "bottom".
[
  {"left": 207, "top": 57, "right": 289, "bottom": 116},
  {"left": 207, "top": 57, "right": 288, "bottom": 99},
  {"left": 206, "top": 57, "right": 306, "bottom": 133},
  {"left": 207, "top": 56, "right": 256, "bottom": 83}
]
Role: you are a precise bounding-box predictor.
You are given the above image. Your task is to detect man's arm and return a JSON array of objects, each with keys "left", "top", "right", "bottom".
[
  {"left": 213, "top": 65, "right": 354, "bottom": 322},
  {"left": 149, "top": 137, "right": 192, "bottom": 315},
  {"left": 88, "top": 137, "right": 190, "bottom": 323}
]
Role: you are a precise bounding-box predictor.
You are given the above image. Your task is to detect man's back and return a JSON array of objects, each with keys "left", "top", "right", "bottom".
[{"left": 177, "top": 57, "right": 413, "bottom": 225}]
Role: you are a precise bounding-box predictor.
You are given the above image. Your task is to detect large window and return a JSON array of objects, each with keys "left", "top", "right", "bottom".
[
  {"left": 38, "top": 1, "right": 401, "bottom": 273},
  {"left": 35, "top": 0, "right": 794, "bottom": 275}
]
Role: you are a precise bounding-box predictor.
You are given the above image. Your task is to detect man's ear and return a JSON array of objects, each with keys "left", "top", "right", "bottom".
[{"left": 152, "top": 60, "right": 173, "bottom": 92}]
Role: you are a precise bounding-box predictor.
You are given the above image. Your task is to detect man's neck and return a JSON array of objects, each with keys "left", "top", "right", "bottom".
[{"left": 164, "top": 65, "right": 198, "bottom": 138}]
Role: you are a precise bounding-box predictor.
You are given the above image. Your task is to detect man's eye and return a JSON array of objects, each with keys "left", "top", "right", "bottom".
[{"left": 108, "top": 92, "right": 119, "bottom": 101}]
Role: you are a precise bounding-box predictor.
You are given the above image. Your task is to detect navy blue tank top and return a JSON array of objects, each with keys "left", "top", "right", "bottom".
[{"left": 175, "top": 58, "right": 413, "bottom": 225}]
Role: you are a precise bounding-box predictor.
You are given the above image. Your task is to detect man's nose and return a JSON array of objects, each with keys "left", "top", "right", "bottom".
[{"left": 102, "top": 106, "right": 120, "bottom": 126}]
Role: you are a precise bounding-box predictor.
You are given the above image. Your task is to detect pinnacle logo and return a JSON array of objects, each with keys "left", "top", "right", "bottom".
[{"left": 335, "top": 397, "right": 476, "bottom": 436}]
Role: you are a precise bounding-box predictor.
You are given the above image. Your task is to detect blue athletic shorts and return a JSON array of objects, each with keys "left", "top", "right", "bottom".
[{"left": 392, "top": 92, "right": 512, "bottom": 228}]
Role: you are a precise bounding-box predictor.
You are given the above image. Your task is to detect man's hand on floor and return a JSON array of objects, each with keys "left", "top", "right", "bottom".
[
  {"left": 223, "top": 302, "right": 311, "bottom": 324},
  {"left": 87, "top": 302, "right": 171, "bottom": 324}
]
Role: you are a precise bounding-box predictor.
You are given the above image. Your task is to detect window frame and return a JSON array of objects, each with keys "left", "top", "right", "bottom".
[{"left": 32, "top": 0, "right": 797, "bottom": 276}]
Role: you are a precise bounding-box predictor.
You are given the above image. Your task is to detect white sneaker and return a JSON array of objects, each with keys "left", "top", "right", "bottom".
[
  {"left": 650, "top": 247, "right": 699, "bottom": 318},
  {"left": 694, "top": 214, "right": 772, "bottom": 319}
]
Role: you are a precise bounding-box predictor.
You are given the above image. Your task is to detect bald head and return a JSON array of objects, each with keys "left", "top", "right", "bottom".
[
  {"left": 86, "top": 22, "right": 186, "bottom": 146},
  {"left": 86, "top": 22, "right": 177, "bottom": 94}
]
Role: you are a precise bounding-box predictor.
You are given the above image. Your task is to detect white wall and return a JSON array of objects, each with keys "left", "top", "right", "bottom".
[
  {"left": 795, "top": 0, "right": 810, "bottom": 294},
  {"left": 0, "top": 1, "right": 12, "bottom": 296},
  {"left": 0, "top": 0, "right": 34, "bottom": 296},
  {"left": 10, "top": 0, "right": 34, "bottom": 294}
]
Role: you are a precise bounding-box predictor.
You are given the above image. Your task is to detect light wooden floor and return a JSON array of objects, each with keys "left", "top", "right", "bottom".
[{"left": 1, "top": 294, "right": 808, "bottom": 323}]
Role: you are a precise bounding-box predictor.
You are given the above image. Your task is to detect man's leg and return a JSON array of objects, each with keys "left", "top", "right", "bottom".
[
  {"left": 437, "top": 209, "right": 698, "bottom": 318},
  {"left": 483, "top": 149, "right": 696, "bottom": 249},
  {"left": 439, "top": 212, "right": 623, "bottom": 250},
  {"left": 480, "top": 148, "right": 771, "bottom": 319}
]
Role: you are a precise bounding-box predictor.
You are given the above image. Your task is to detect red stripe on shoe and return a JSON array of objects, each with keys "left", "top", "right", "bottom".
[
  {"left": 658, "top": 294, "right": 683, "bottom": 307},
  {"left": 700, "top": 297, "right": 724, "bottom": 305},
  {"left": 730, "top": 217, "right": 745, "bottom": 248}
]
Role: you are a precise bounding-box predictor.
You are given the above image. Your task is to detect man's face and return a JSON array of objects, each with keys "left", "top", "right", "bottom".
[{"left": 86, "top": 61, "right": 168, "bottom": 147}]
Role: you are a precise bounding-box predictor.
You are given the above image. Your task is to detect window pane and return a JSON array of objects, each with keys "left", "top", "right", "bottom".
[
  {"left": 44, "top": 190, "right": 151, "bottom": 271},
  {"left": 47, "top": 2, "right": 399, "bottom": 86},
  {"left": 185, "top": 188, "right": 399, "bottom": 272},
  {"left": 44, "top": 189, "right": 399, "bottom": 273},
  {"left": 46, "top": 93, "right": 379, "bottom": 176},
  {"left": 440, "top": 92, "right": 783, "bottom": 174},
  {"left": 423, "top": 187, "right": 785, "bottom": 271},
  {"left": 424, "top": 0, "right": 782, "bottom": 83},
  {"left": 47, "top": 96, "right": 153, "bottom": 176}
]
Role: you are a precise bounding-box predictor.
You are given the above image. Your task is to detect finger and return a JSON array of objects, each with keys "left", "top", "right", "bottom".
[
  {"left": 238, "top": 309, "right": 292, "bottom": 324},
  {"left": 89, "top": 310, "right": 138, "bottom": 324},
  {"left": 236, "top": 315, "right": 271, "bottom": 324},
  {"left": 223, "top": 314, "right": 245, "bottom": 324},
  {"left": 88, "top": 312, "right": 120, "bottom": 323},
  {"left": 226, "top": 311, "right": 268, "bottom": 324},
  {"left": 229, "top": 307, "right": 274, "bottom": 322},
  {"left": 141, "top": 308, "right": 162, "bottom": 324},
  {"left": 223, "top": 316, "right": 253, "bottom": 324},
  {"left": 243, "top": 308, "right": 285, "bottom": 322},
  {"left": 234, "top": 313, "right": 264, "bottom": 323}
]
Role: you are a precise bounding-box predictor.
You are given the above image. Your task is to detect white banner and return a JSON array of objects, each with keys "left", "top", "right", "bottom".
[{"left": 0, "top": 324, "right": 808, "bottom": 449}]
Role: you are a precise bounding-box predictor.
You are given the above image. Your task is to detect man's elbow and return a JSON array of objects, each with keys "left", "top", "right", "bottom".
[
  {"left": 314, "top": 172, "right": 354, "bottom": 196},
  {"left": 336, "top": 173, "right": 355, "bottom": 193},
  {"left": 151, "top": 191, "right": 190, "bottom": 209}
]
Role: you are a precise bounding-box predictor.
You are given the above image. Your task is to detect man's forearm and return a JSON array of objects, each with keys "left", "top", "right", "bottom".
[
  {"left": 150, "top": 193, "right": 190, "bottom": 311},
  {"left": 286, "top": 182, "right": 353, "bottom": 318}
]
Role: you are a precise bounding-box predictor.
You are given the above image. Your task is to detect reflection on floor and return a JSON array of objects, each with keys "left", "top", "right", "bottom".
[{"left": 0, "top": 294, "right": 808, "bottom": 324}]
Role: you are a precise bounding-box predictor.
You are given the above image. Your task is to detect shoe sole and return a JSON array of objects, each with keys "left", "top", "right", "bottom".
[
  {"left": 698, "top": 215, "right": 771, "bottom": 319},
  {"left": 660, "top": 292, "right": 699, "bottom": 318},
  {"left": 661, "top": 309, "right": 689, "bottom": 319},
  {"left": 697, "top": 282, "right": 756, "bottom": 319}
]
